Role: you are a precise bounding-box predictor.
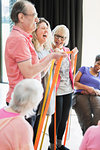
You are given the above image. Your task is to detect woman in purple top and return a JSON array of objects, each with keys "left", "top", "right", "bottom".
[{"left": 73, "top": 55, "right": 100, "bottom": 135}]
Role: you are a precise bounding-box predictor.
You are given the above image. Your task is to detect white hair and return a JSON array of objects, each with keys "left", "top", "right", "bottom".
[
  {"left": 9, "top": 79, "right": 43, "bottom": 115},
  {"left": 52, "top": 25, "right": 69, "bottom": 46}
]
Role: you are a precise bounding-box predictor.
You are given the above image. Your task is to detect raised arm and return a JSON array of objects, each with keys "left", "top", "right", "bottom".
[{"left": 18, "top": 52, "right": 67, "bottom": 78}]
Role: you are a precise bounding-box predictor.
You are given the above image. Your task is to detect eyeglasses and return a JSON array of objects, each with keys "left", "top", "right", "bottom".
[
  {"left": 54, "top": 34, "right": 66, "bottom": 41},
  {"left": 23, "top": 12, "right": 38, "bottom": 18}
]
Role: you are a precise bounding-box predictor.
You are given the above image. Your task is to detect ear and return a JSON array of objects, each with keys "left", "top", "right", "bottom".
[{"left": 18, "top": 13, "right": 24, "bottom": 23}]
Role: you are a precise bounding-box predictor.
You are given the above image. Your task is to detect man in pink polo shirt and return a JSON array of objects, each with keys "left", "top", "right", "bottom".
[{"left": 5, "top": 0, "right": 67, "bottom": 104}]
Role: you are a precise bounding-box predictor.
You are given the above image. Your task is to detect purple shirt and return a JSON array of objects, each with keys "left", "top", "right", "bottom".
[{"left": 75, "top": 66, "right": 100, "bottom": 93}]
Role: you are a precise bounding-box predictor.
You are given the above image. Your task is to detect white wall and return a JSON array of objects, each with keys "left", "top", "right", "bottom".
[{"left": 82, "top": 0, "right": 100, "bottom": 66}]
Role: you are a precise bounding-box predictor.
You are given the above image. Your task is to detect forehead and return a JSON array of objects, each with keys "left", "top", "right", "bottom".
[
  {"left": 55, "top": 28, "right": 67, "bottom": 37},
  {"left": 96, "top": 60, "right": 100, "bottom": 64},
  {"left": 26, "top": 3, "right": 36, "bottom": 13},
  {"left": 38, "top": 22, "right": 48, "bottom": 28}
]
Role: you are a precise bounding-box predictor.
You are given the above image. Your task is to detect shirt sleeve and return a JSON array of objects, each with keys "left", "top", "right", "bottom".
[
  {"left": 9, "top": 36, "right": 31, "bottom": 63},
  {"left": 78, "top": 66, "right": 86, "bottom": 74}
]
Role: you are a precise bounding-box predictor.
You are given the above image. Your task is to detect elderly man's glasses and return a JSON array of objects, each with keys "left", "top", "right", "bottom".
[
  {"left": 54, "top": 34, "right": 66, "bottom": 41},
  {"left": 23, "top": 12, "right": 38, "bottom": 18}
]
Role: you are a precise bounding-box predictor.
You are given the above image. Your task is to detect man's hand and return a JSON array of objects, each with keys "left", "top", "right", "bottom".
[{"left": 52, "top": 51, "right": 67, "bottom": 61}]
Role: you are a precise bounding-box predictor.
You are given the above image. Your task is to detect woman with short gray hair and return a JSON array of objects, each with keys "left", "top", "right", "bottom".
[
  {"left": 0, "top": 79, "right": 43, "bottom": 150},
  {"left": 52, "top": 25, "right": 69, "bottom": 46},
  {"left": 48, "top": 25, "right": 78, "bottom": 150}
]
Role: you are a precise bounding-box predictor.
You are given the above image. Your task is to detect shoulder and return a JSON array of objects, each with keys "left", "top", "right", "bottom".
[
  {"left": 8, "top": 117, "right": 33, "bottom": 149},
  {"left": 84, "top": 125, "right": 100, "bottom": 137},
  {"left": 7, "top": 31, "right": 29, "bottom": 47},
  {"left": 5, "top": 34, "right": 32, "bottom": 59},
  {"left": 10, "top": 117, "right": 33, "bottom": 142},
  {"left": 78, "top": 66, "right": 89, "bottom": 73},
  {"left": 11, "top": 117, "right": 32, "bottom": 132},
  {"left": 6, "top": 34, "right": 28, "bottom": 55}
]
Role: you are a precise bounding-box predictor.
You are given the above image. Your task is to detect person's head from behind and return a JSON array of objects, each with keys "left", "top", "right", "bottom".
[
  {"left": 11, "top": 0, "right": 38, "bottom": 33},
  {"left": 94, "top": 55, "right": 100, "bottom": 73},
  {"left": 32, "top": 17, "right": 52, "bottom": 51},
  {"left": 9, "top": 79, "right": 43, "bottom": 115},
  {"left": 52, "top": 25, "right": 69, "bottom": 49}
]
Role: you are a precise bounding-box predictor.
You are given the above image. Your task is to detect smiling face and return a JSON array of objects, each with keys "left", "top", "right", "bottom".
[
  {"left": 54, "top": 31, "right": 66, "bottom": 49},
  {"left": 53, "top": 25, "right": 69, "bottom": 49},
  {"left": 36, "top": 22, "right": 49, "bottom": 45},
  {"left": 94, "top": 60, "right": 100, "bottom": 73}
]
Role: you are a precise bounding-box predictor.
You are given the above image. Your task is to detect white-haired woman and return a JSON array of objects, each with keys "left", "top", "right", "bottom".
[
  {"left": 0, "top": 79, "right": 43, "bottom": 150},
  {"left": 32, "top": 18, "right": 56, "bottom": 143},
  {"left": 48, "top": 25, "right": 78, "bottom": 150}
]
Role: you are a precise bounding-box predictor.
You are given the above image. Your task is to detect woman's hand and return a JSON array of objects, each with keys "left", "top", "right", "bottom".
[
  {"left": 86, "top": 87, "right": 96, "bottom": 95},
  {"left": 81, "top": 90, "right": 89, "bottom": 95},
  {"left": 81, "top": 87, "right": 97, "bottom": 95},
  {"left": 95, "top": 89, "right": 100, "bottom": 96},
  {"left": 71, "top": 47, "right": 78, "bottom": 71},
  {"left": 72, "top": 47, "right": 79, "bottom": 56}
]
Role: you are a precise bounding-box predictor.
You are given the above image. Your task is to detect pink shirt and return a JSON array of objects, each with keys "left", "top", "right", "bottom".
[
  {"left": 5, "top": 26, "right": 41, "bottom": 103},
  {"left": 80, "top": 125, "right": 100, "bottom": 150},
  {"left": 0, "top": 116, "right": 34, "bottom": 150},
  {"left": 0, "top": 108, "right": 19, "bottom": 119}
]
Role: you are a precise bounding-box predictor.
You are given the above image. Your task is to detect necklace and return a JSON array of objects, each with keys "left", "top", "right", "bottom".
[{"left": 90, "top": 67, "right": 98, "bottom": 77}]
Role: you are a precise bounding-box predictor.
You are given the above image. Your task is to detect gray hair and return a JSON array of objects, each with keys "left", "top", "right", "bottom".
[
  {"left": 32, "top": 18, "right": 52, "bottom": 52},
  {"left": 11, "top": 0, "right": 34, "bottom": 23},
  {"left": 9, "top": 79, "right": 43, "bottom": 114},
  {"left": 52, "top": 25, "right": 69, "bottom": 46}
]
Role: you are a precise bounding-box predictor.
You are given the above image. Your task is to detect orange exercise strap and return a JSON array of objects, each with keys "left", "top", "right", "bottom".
[
  {"left": 34, "top": 51, "right": 77, "bottom": 150},
  {"left": 34, "top": 60, "right": 55, "bottom": 150},
  {"left": 34, "top": 57, "right": 63, "bottom": 150},
  {"left": 63, "top": 53, "right": 77, "bottom": 146}
]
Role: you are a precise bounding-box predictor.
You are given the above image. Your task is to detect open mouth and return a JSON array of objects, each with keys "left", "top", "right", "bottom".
[
  {"left": 56, "top": 41, "right": 62, "bottom": 45},
  {"left": 97, "top": 68, "right": 100, "bottom": 72},
  {"left": 43, "top": 34, "right": 47, "bottom": 38}
]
